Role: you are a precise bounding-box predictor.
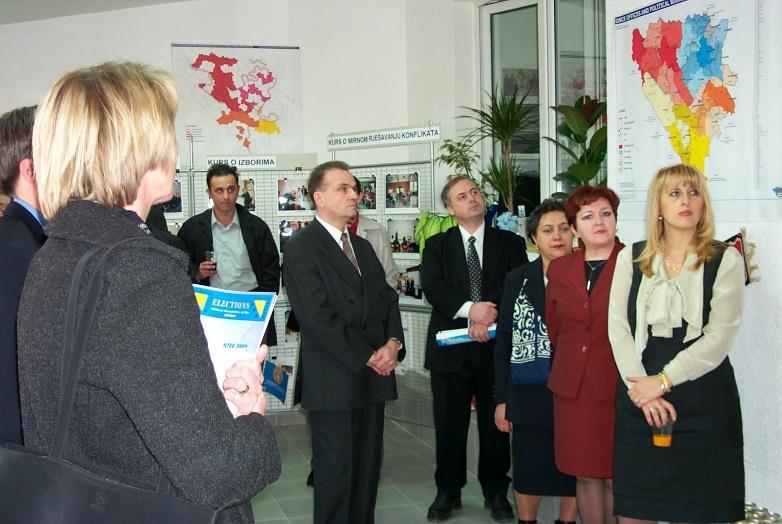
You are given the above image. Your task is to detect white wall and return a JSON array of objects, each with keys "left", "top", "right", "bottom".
[
  {"left": 403, "top": 0, "right": 479, "bottom": 209},
  {"left": 0, "top": 0, "right": 476, "bottom": 170}
]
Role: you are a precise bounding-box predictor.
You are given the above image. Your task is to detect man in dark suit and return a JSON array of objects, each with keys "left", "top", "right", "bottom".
[
  {"left": 0, "top": 106, "right": 45, "bottom": 445},
  {"left": 421, "top": 175, "right": 528, "bottom": 522},
  {"left": 178, "top": 163, "right": 280, "bottom": 345},
  {"left": 283, "top": 161, "right": 404, "bottom": 524}
]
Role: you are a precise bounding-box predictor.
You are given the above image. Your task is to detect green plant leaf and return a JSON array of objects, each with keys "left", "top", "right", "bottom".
[
  {"left": 555, "top": 121, "right": 579, "bottom": 143},
  {"left": 553, "top": 105, "right": 589, "bottom": 139},
  {"left": 585, "top": 126, "right": 608, "bottom": 164},
  {"left": 436, "top": 137, "right": 480, "bottom": 177},
  {"left": 542, "top": 136, "right": 579, "bottom": 162},
  {"left": 586, "top": 102, "right": 607, "bottom": 128},
  {"left": 480, "top": 156, "right": 522, "bottom": 212},
  {"left": 554, "top": 171, "right": 580, "bottom": 184},
  {"left": 588, "top": 125, "right": 608, "bottom": 148},
  {"left": 568, "top": 163, "right": 601, "bottom": 184},
  {"left": 460, "top": 84, "right": 539, "bottom": 153}
]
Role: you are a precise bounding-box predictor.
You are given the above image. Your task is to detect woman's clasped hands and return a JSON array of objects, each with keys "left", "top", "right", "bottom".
[{"left": 626, "top": 374, "right": 677, "bottom": 428}]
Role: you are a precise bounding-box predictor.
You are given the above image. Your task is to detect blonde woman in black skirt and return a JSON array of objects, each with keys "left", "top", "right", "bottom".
[{"left": 608, "top": 163, "right": 745, "bottom": 523}]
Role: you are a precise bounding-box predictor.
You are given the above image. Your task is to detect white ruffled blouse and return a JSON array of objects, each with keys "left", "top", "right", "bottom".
[{"left": 608, "top": 245, "right": 745, "bottom": 387}]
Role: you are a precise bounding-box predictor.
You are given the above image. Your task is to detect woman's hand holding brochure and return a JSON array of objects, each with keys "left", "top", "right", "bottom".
[{"left": 223, "top": 344, "right": 269, "bottom": 416}]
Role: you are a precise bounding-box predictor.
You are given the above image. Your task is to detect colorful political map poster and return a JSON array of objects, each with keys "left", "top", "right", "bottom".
[
  {"left": 172, "top": 44, "right": 302, "bottom": 169},
  {"left": 607, "top": 0, "right": 782, "bottom": 220}
]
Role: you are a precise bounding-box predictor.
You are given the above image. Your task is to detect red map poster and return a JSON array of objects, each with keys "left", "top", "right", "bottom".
[{"left": 172, "top": 44, "right": 302, "bottom": 169}]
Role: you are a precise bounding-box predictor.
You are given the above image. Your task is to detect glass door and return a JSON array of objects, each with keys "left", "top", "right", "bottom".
[{"left": 480, "top": 0, "right": 550, "bottom": 215}]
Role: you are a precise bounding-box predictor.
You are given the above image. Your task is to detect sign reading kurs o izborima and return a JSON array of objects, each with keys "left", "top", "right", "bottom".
[
  {"left": 327, "top": 125, "right": 441, "bottom": 151},
  {"left": 206, "top": 156, "right": 277, "bottom": 168}
]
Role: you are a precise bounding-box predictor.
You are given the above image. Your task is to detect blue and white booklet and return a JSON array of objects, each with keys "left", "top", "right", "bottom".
[
  {"left": 193, "top": 284, "right": 277, "bottom": 416},
  {"left": 436, "top": 324, "right": 497, "bottom": 347}
]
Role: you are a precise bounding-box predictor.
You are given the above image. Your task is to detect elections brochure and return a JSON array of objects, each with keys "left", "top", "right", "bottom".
[
  {"left": 435, "top": 324, "right": 497, "bottom": 347},
  {"left": 193, "top": 284, "right": 277, "bottom": 416}
]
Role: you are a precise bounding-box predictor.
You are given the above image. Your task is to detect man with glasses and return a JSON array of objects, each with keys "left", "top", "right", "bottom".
[{"left": 178, "top": 163, "right": 280, "bottom": 345}]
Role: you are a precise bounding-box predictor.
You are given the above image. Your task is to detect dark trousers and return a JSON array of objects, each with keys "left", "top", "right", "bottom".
[
  {"left": 431, "top": 368, "right": 510, "bottom": 497},
  {"left": 310, "top": 402, "right": 385, "bottom": 524}
]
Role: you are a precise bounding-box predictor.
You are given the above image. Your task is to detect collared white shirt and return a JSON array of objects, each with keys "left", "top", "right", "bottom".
[
  {"left": 455, "top": 222, "right": 486, "bottom": 319},
  {"left": 316, "top": 215, "right": 361, "bottom": 275},
  {"left": 209, "top": 210, "right": 257, "bottom": 291}
]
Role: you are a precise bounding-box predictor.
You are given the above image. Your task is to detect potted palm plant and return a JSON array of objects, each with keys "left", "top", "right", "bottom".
[{"left": 460, "top": 85, "right": 538, "bottom": 214}]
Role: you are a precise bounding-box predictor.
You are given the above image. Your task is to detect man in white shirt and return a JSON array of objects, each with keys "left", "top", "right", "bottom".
[
  {"left": 283, "top": 161, "right": 404, "bottom": 524},
  {"left": 178, "top": 163, "right": 280, "bottom": 345},
  {"left": 420, "top": 176, "right": 527, "bottom": 522}
]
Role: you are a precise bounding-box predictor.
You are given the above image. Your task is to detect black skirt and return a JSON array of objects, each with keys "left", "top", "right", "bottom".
[
  {"left": 613, "top": 326, "right": 744, "bottom": 522},
  {"left": 508, "top": 384, "right": 576, "bottom": 497}
]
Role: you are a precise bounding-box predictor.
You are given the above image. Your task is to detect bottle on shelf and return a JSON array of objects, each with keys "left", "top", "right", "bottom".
[
  {"left": 405, "top": 278, "right": 415, "bottom": 297},
  {"left": 400, "top": 236, "right": 410, "bottom": 252},
  {"left": 392, "top": 232, "right": 400, "bottom": 253}
]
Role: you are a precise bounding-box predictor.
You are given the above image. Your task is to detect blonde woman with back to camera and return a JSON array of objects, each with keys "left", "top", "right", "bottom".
[
  {"left": 16, "top": 62, "right": 281, "bottom": 524},
  {"left": 608, "top": 163, "right": 745, "bottom": 523}
]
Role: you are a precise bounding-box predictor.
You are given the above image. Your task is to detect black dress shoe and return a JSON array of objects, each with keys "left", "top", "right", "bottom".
[
  {"left": 426, "top": 491, "right": 462, "bottom": 521},
  {"left": 484, "top": 493, "right": 514, "bottom": 522}
]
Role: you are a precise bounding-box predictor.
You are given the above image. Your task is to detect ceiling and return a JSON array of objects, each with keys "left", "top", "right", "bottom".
[{"left": 0, "top": 0, "right": 192, "bottom": 25}]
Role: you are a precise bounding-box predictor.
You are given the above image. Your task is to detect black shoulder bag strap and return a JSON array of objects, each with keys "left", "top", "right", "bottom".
[{"left": 48, "top": 237, "right": 175, "bottom": 494}]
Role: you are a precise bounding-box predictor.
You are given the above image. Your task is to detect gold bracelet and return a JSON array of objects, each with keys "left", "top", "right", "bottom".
[{"left": 657, "top": 372, "right": 671, "bottom": 393}]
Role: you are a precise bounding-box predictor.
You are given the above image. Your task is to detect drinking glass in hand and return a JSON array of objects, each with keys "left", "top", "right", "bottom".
[
  {"left": 204, "top": 250, "right": 218, "bottom": 272},
  {"left": 652, "top": 418, "right": 674, "bottom": 447}
]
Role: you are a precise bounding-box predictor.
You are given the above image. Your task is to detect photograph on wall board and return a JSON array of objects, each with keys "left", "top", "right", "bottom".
[
  {"left": 264, "top": 356, "right": 295, "bottom": 407},
  {"left": 385, "top": 172, "right": 419, "bottom": 213},
  {"left": 386, "top": 217, "right": 419, "bottom": 254},
  {"left": 396, "top": 263, "right": 423, "bottom": 301},
  {"left": 161, "top": 178, "right": 185, "bottom": 218},
  {"left": 278, "top": 219, "right": 311, "bottom": 251},
  {"left": 239, "top": 177, "right": 256, "bottom": 212},
  {"left": 357, "top": 175, "right": 378, "bottom": 211},
  {"left": 278, "top": 177, "right": 313, "bottom": 212}
]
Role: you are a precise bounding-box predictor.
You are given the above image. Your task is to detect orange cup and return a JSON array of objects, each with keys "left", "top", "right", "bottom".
[{"left": 652, "top": 419, "right": 674, "bottom": 447}]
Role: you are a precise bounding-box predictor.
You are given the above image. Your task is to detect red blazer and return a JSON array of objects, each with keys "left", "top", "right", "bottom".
[{"left": 545, "top": 242, "right": 623, "bottom": 401}]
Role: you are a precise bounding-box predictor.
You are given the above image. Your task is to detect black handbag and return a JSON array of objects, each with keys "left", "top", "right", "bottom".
[{"left": 0, "top": 239, "right": 227, "bottom": 524}]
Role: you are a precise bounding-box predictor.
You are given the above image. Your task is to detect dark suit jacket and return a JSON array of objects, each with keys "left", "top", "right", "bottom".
[
  {"left": 0, "top": 201, "right": 46, "bottom": 444},
  {"left": 282, "top": 219, "right": 404, "bottom": 411},
  {"left": 421, "top": 226, "right": 528, "bottom": 375},
  {"left": 178, "top": 204, "right": 280, "bottom": 345},
  {"left": 545, "top": 242, "right": 623, "bottom": 401}
]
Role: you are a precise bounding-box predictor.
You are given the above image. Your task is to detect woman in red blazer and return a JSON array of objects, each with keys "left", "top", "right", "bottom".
[{"left": 545, "top": 186, "right": 623, "bottom": 524}]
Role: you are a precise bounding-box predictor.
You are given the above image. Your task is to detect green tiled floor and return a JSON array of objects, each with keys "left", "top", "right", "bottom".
[{"left": 251, "top": 419, "right": 565, "bottom": 523}]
